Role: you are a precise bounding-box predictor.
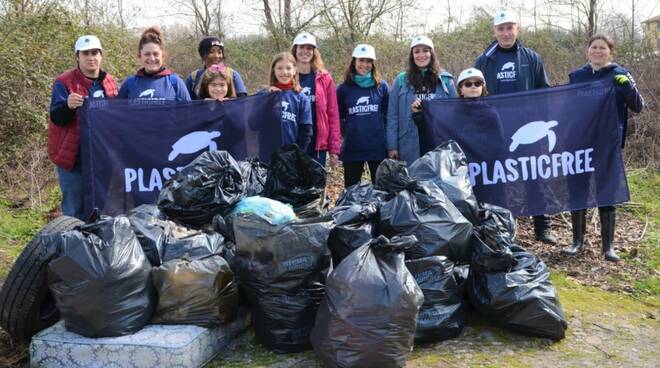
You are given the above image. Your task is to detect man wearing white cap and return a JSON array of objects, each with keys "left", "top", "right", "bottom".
[
  {"left": 474, "top": 11, "right": 556, "bottom": 244},
  {"left": 47, "top": 35, "right": 118, "bottom": 219}
]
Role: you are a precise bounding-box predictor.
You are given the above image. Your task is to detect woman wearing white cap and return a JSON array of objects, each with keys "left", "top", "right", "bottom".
[
  {"left": 336, "top": 44, "right": 389, "bottom": 187},
  {"left": 290, "top": 32, "right": 340, "bottom": 167},
  {"left": 47, "top": 35, "right": 118, "bottom": 219},
  {"left": 387, "top": 35, "right": 457, "bottom": 164}
]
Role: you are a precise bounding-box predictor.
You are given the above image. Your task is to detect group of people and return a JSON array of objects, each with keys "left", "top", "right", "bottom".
[{"left": 48, "top": 10, "right": 644, "bottom": 262}]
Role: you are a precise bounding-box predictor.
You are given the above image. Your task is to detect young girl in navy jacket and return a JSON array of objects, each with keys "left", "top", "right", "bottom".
[{"left": 266, "top": 52, "right": 313, "bottom": 151}]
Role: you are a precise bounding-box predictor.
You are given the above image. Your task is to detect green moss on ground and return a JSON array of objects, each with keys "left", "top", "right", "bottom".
[{"left": 624, "top": 169, "right": 659, "bottom": 298}]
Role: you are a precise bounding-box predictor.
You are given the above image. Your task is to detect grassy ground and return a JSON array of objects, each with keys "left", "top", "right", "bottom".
[
  {"left": 625, "top": 169, "right": 660, "bottom": 298},
  {"left": 0, "top": 170, "right": 657, "bottom": 367}
]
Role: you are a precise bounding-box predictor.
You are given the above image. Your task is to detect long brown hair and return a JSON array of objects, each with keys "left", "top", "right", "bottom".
[
  {"left": 406, "top": 46, "right": 441, "bottom": 91},
  {"left": 290, "top": 44, "right": 326, "bottom": 72},
  {"left": 342, "top": 57, "right": 382, "bottom": 87},
  {"left": 197, "top": 67, "right": 236, "bottom": 99},
  {"left": 269, "top": 52, "right": 302, "bottom": 93}
]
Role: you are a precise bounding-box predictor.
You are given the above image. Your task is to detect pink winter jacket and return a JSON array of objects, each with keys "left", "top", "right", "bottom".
[{"left": 313, "top": 71, "right": 341, "bottom": 155}]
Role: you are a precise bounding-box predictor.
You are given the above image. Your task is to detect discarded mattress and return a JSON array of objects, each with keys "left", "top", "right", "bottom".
[{"left": 30, "top": 309, "right": 250, "bottom": 368}]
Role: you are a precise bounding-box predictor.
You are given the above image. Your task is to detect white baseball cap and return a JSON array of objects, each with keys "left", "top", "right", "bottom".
[
  {"left": 352, "top": 44, "right": 376, "bottom": 60},
  {"left": 457, "top": 68, "right": 485, "bottom": 86},
  {"left": 293, "top": 32, "right": 317, "bottom": 47},
  {"left": 494, "top": 10, "right": 517, "bottom": 26},
  {"left": 75, "top": 35, "right": 102, "bottom": 52},
  {"left": 410, "top": 35, "right": 434, "bottom": 49}
]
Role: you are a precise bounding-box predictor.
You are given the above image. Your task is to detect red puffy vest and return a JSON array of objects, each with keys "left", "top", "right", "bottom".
[{"left": 47, "top": 68, "right": 118, "bottom": 170}]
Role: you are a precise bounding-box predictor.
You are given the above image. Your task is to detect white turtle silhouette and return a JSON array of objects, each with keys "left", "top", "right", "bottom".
[
  {"left": 168, "top": 131, "right": 222, "bottom": 161},
  {"left": 501, "top": 62, "right": 515, "bottom": 71},
  {"left": 139, "top": 89, "right": 156, "bottom": 98},
  {"left": 281, "top": 101, "right": 290, "bottom": 111},
  {"left": 356, "top": 96, "right": 370, "bottom": 105},
  {"left": 92, "top": 90, "right": 105, "bottom": 98},
  {"left": 509, "top": 120, "right": 558, "bottom": 152},
  {"left": 301, "top": 86, "right": 311, "bottom": 95}
]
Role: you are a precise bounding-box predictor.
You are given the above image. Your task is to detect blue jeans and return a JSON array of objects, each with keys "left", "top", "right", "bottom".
[{"left": 56, "top": 160, "right": 85, "bottom": 220}]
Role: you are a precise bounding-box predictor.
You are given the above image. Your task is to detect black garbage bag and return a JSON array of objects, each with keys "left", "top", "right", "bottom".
[
  {"left": 128, "top": 204, "right": 170, "bottom": 266},
  {"left": 212, "top": 213, "right": 233, "bottom": 241},
  {"left": 46, "top": 216, "right": 155, "bottom": 338},
  {"left": 379, "top": 181, "right": 473, "bottom": 262},
  {"left": 311, "top": 235, "right": 423, "bottom": 367},
  {"left": 374, "top": 159, "right": 418, "bottom": 193},
  {"left": 240, "top": 158, "right": 269, "bottom": 197},
  {"left": 157, "top": 150, "right": 245, "bottom": 227},
  {"left": 405, "top": 256, "right": 465, "bottom": 342},
  {"left": 335, "top": 182, "right": 389, "bottom": 206},
  {"left": 161, "top": 226, "right": 224, "bottom": 263},
  {"left": 152, "top": 254, "right": 238, "bottom": 326},
  {"left": 467, "top": 244, "right": 567, "bottom": 340},
  {"left": 478, "top": 203, "right": 517, "bottom": 244},
  {"left": 232, "top": 215, "right": 332, "bottom": 353},
  {"left": 262, "top": 144, "right": 327, "bottom": 218},
  {"left": 471, "top": 226, "right": 515, "bottom": 273},
  {"left": 328, "top": 204, "right": 377, "bottom": 267},
  {"left": 409, "top": 141, "right": 479, "bottom": 224}
]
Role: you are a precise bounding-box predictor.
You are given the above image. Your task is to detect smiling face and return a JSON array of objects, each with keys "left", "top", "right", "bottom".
[
  {"left": 412, "top": 45, "right": 432, "bottom": 68},
  {"left": 204, "top": 46, "right": 224, "bottom": 68},
  {"left": 459, "top": 77, "right": 484, "bottom": 98},
  {"left": 587, "top": 39, "right": 612, "bottom": 68},
  {"left": 208, "top": 76, "right": 228, "bottom": 99},
  {"left": 494, "top": 22, "right": 519, "bottom": 49},
  {"left": 76, "top": 49, "right": 102, "bottom": 77},
  {"left": 354, "top": 58, "right": 373, "bottom": 75},
  {"left": 295, "top": 44, "right": 315, "bottom": 64},
  {"left": 139, "top": 42, "right": 163, "bottom": 73},
  {"left": 274, "top": 59, "right": 295, "bottom": 84}
]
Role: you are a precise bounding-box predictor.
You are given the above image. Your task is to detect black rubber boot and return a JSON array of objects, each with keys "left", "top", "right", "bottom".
[
  {"left": 561, "top": 210, "right": 586, "bottom": 256},
  {"left": 599, "top": 208, "right": 620, "bottom": 262},
  {"left": 533, "top": 215, "right": 557, "bottom": 244}
]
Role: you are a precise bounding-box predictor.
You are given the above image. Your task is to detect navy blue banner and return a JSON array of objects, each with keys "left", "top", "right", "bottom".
[
  {"left": 422, "top": 80, "right": 629, "bottom": 216},
  {"left": 80, "top": 93, "right": 281, "bottom": 215}
]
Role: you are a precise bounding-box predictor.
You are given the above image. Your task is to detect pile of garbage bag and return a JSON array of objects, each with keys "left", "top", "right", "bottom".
[
  {"left": 311, "top": 235, "right": 423, "bottom": 367},
  {"left": 46, "top": 216, "right": 155, "bottom": 338},
  {"left": 26, "top": 142, "right": 569, "bottom": 360},
  {"left": 232, "top": 215, "right": 332, "bottom": 353},
  {"left": 152, "top": 254, "right": 238, "bottom": 326}
]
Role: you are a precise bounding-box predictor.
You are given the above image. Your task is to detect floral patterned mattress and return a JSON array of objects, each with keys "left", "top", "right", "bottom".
[{"left": 30, "top": 309, "right": 250, "bottom": 368}]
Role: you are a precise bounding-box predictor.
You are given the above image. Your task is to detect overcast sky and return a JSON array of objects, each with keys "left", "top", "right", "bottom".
[{"left": 126, "top": 0, "right": 660, "bottom": 37}]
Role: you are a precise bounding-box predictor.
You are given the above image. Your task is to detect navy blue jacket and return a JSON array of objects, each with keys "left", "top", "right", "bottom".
[
  {"left": 475, "top": 40, "right": 549, "bottom": 94},
  {"left": 569, "top": 63, "right": 644, "bottom": 147},
  {"left": 336, "top": 80, "right": 389, "bottom": 162}
]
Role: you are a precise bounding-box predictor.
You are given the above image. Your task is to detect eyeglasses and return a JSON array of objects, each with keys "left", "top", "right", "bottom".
[{"left": 462, "top": 81, "right": 483, "bottom": 88}]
